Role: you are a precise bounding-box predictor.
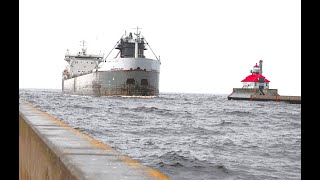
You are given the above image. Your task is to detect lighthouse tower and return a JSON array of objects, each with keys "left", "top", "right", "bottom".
[{"left": 241, "top": 60, "right": 270, "bottom": 89}]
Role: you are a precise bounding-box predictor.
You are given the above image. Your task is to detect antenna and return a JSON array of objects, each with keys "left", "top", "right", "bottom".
[
  {"left": 133, "top": 26, "right": 141, "bottom": 39},
  {"left": 80, "top": 40, "right": 86, "bottom": 49}
]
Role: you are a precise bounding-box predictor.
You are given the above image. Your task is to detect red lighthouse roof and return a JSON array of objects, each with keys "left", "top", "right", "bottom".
[
  {"left": 254, "top": 63, "right": 259, "bottom": 68},
  {"left": 241, "top": 74, "right": 270, "bottom": 82}
]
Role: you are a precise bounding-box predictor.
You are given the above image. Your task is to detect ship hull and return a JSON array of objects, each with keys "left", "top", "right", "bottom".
[{"left": 62, "top": 70, "right": 159, "bottom": 96}]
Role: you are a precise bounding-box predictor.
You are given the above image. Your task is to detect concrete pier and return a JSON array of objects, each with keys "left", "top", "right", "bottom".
[
  {"left": 228, "top": 88, "right": 301, "bottom": 104},
  {"left": 19, "top": 100, "right": 170, "bottom": 180},
  {"left": 249, "top": 94, "right": 301, "bottom": 104}
]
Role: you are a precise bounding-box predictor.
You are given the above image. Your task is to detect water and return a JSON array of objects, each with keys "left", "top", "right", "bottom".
[{"left": 19, "top": 89, "right": 301, "bottom": 180}]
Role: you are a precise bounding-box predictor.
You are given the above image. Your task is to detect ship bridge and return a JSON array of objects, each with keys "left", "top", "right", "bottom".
[
  {"left": 115, "top": 32, "right": 147, "bottom": 58},
  {"left": 63, "top": 40, "right": 104, "bottom": 78}
]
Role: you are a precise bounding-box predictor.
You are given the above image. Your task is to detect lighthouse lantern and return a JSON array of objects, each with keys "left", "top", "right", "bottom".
[{"left": 241, "top": 60, "right": 270, "bottom": 89}]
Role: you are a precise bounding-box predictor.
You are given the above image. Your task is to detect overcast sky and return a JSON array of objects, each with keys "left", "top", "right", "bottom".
[{"left": 19, "top": 0, "right": 301, "bottom": 96}]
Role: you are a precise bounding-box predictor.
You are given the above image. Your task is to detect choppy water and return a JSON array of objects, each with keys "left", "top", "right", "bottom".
[{"left": 19, "top": 88, "right": 301, "bottom": 180}]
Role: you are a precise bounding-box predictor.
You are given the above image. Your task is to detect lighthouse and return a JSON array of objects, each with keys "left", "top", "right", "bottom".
[
  {"left": 228, "top": 59, "right": 277, "bottom": 98},
  {"left": 227, "top": 60, "right": 300, "bottom": 103},
  {"left": 240, "top": 60, "right": 270, "bottom": 90}
]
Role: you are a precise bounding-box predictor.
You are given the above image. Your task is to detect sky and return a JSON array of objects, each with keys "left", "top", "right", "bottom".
[{"left": 19, "top": 0, "right": 301, "bottom": 96}]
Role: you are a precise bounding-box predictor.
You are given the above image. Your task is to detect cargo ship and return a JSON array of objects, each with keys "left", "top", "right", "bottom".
[
  {"left": 62, "top": 28, "right": 161, "bottom": 96},
  {"left": 227, "top": 60, "right": 301, "bottom": 104}
]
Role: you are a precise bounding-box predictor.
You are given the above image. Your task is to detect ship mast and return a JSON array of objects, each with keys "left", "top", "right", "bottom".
[
  {"left": 80, "top": 40, "right": 87, "bottom": 55},
  {"left": 133, "top": 26, "right": 141, "bottom": 58}
]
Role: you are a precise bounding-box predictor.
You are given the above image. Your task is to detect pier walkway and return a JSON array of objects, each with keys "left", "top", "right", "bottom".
[{"left": 19, "top": 100, "right": 170, "bottom": 180}]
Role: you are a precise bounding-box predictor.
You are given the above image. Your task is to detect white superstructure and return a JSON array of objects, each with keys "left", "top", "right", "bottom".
[{"left": 63, "top": 41, "right": 104, "bottom": 79}]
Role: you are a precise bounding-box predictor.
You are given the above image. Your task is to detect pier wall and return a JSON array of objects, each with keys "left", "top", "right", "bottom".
[
  {"left": 19, "top": 100, "right": 170, "bottom": 180},
  {"left": 252, "top": 94, "right": 301, "bottom": 104},
  {"left": 228, "top": 88, "right": 300, "bottom": 104},
  {"left": 231, "top": 88, "right": 279, "bottom": 96}
]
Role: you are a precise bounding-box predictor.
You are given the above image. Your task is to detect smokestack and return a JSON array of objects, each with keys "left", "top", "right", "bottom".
[{"left": 259, "top": 60, "right": 263, "bottom": 74}]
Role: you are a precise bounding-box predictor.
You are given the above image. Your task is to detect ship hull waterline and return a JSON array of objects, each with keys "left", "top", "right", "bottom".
[{"left": 62, "top": 70, "right": 159, "bottom": 96}]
